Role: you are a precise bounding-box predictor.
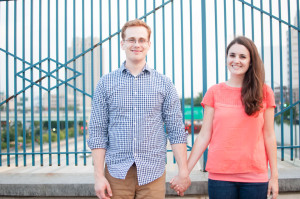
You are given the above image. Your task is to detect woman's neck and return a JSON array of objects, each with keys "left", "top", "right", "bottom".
[{"left": 227, "top": 76, "right": 244, "bottom": 88}]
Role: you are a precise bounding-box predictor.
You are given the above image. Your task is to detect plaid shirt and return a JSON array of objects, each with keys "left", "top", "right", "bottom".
[{"left": 88, "top": 62, "right": 187, "bottom": 185}]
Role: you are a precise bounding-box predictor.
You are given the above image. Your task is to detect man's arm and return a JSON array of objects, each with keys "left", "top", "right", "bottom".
[
  {"left": 170, "top": 143, "right": 191, "bottom": 196},
  {"left": 162, "top": 80, "right": 190, "bottom": 196},
  {"left": 88, "top": 80, "right": 111, "bottom": 199},
  {"left": 92, "top": 148, "right": 112, "bottom": 199}
]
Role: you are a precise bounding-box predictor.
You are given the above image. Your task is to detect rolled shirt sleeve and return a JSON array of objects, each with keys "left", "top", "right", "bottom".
[
  {"left": 88, "top": 79, "right": 109, "bottom": 150},
  {"left": 162, "top": 79, "right": 187, "bottom": 145}
]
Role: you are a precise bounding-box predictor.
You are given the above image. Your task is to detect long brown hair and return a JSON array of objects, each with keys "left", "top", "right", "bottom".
[{"left": 226, "top": 36, "right": 265, "bottom": 116}]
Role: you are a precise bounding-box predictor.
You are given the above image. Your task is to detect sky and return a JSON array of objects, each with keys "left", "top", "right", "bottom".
[{"left": 0, "top": 0, "right": 299, "bottom": 103}]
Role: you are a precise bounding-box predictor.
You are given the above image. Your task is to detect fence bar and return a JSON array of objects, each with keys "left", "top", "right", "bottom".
[
  {"left": 22, "top": 0, "right": 26, "bottom": 166},
  {"left": 5, "top": 0, "right": 10, "bottom": 167},
  {"left": 82, "top": 0, "right": 87, "bottom": 165},
  {"left": 278, "top": 0, "right": 284, "bottom": 161},
  {"left": 171, "top": 0, "right": 174, "bottom": 83},
  {"left": 224, "top": 0, "right": 228, "bottom": 80},
  {"left": 48, "top": 0, "right": 52, "bottom": 166},
  {"left": 251, "top": 0, "right": 254, "bottom": 41},
  {"left": 144, "top": 0, "right": 147, "bottom": 23},
  {"left": 1, "top": 0, "right": 300, "bottom": 168},
  {"left": 233, "top": 0, "right": 236, "bottom": 36},
  {"left": 73, "top": 0, "right": 78, "bottom": 165},
  {"left": 189, "top": 0, "right": 194, "bottom": 145},
  {"left": 109, "top": 0, "right": 111, "bottom": 72},
  {"left": 135, "top": 0, "right": 138, "bottom": 18},
  {"left": 65, "top": 0, "right": 69, "bottom": 165},
  {"left": 0, "top": 151, "right": 92, "bottom": 156},
  {"left": 100, "top": 0, "right": 103, "bottom": 77},
  {"left": 153, "top": 0, "right": 156, "bottom": 70},
  {"left": 180, "top": 0, "right": 185, "bottom": 122},
  {"left": 117, "top": 0, "right": 120, "bottom": 67},
  {"left": 0, "top": 0, "right": 2, "bottom": 167},
  {"left": 39, "top": 0, "right": 43, "bottom": 166},
  {"left": 126, "top": 0, "right": 129, "bottom": 21},
  {"left": 238, "top": 0, "right": 300, "bottom": 32},
  {"left": 260, "top": 0, "right": 264, "bottom": 62},
  {"left": 91, "top": 0, "right": 94, "bottom": 116},
  {"left": 90, "top": 0, "right": 94, "bottom": 164},
  {"left": 214, "top": 0, "right": 219, "bottom": 83},
  {"left": 298, "top": 0, "right": 300, "bottom": 160},
  {"left": 287, "top": 0, "right": 294, "bottom": 160},
  {"left": 56, "top": 0, "right": 61, "bottom": 166},
  {"left": 162, "top": 0, "right": 165, "bottom": 75},
  {"left": 269, "top": 0, "right": 274, "bottom": 90},
  {"left": 277, "top": 146, "right": 300, "bottom": 149},
  {"left": 0, "top": 6, "right": 1, "bottom": 164},
  {"left": 242, "top": 0, "right": 245, "bottom": 35},
  {"left": 201, "top": 0, "right": 208, "bottom": 170},
  {"left": 14, "top": 0, "right": 18, "bottom": 167},
  {"left": 30, "top": 0, "right": 35, "bottom": 166}
]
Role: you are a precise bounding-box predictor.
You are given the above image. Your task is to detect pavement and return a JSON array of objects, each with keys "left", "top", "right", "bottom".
[
  {"left": 1, "top": 135, "right": 300, "bottom": 198},
  {"left": 0, "top": 150, "right": 300, "bottom": 198}
]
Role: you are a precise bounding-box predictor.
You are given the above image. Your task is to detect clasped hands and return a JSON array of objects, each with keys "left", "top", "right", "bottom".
[{"left": 169, "top": 173, "right": 191, "bottom": 196}]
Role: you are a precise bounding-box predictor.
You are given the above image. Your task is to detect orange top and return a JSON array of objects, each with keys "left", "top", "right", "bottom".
[{"left": 201, "top": 83, "right": 275, "bottom": 177}]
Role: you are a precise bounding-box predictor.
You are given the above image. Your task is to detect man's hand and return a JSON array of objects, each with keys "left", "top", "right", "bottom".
[
  {"left": 95, "top": 176, "right": 113, "bottom": 199},
  {"left": 170, "top": 173, "right": 191, "bottom": 196},
  {"left": 268, "top": 177, "right": 278, "bottom": 199}
]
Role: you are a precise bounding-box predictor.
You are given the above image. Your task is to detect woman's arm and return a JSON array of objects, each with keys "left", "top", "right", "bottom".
[
  {"left": 187, "top": 105, "right": 214, "bottom": 173},
  {"left": 170, "top": 105, "right": 214, "bottom": 195},
  {"left": 263, "top": 107, "right": 279, "bottom": 199}
]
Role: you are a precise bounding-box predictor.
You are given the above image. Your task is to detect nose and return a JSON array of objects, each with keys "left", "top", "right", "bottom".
[{"left": 233, "top": 56, "right": 240, "bottom": 63}]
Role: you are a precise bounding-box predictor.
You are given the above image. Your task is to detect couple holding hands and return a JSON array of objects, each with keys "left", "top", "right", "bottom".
[{"left": 88, "top": 19, "right": 278, "bottom": 199}]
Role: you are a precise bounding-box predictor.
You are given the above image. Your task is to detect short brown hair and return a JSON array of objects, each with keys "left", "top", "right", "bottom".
[{"left": 121, "top": 19, "right": 151, "bottom": 40}]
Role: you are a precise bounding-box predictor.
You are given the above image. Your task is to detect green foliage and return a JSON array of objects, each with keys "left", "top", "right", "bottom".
[
  {"left": 1, "top": 142, "right": 6, "bottom": 149},
  {"left": 275, "top": 103, "right": 299, "bottom": 125},
  {"left": 181, "top": 92, "right": 203, "bottom": 106}
]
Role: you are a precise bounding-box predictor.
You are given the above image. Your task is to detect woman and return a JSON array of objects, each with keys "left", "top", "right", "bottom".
[{"left": 172, "top": 36, "right": 279, "bottom": 199}]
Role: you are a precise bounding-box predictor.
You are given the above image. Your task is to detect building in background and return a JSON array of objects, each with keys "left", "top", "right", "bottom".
[
  {"left": 287, "top": 15, "right": 300, "bottom": 104},
  {"left": 67, "top": 37, "right": 104, "bottom": 110}
]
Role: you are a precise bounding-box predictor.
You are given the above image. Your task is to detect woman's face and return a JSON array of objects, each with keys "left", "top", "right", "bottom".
[{"left": 227, "top": 43, "right": 251, "bottom": 77}]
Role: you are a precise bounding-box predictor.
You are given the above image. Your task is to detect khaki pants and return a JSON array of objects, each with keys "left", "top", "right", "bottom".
[{"left": 105, "top": 164, "right": 166, "bottom": 199}]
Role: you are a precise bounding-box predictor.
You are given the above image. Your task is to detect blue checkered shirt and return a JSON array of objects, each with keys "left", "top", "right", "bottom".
[{"left": 88, "top": 62, "right": 187, "bottom": 185}]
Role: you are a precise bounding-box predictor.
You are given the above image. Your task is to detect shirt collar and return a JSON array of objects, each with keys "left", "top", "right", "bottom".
[{"left": 120, "top": 61, "right": 151, "bottom": 75}]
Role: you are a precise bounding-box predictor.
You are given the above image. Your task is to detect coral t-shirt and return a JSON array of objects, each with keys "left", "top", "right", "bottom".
[{"left": 201, "top": 82, "right": 276, "bottom": 182}]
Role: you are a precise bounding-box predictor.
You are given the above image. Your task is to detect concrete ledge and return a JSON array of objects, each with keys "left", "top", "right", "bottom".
[{"left": 1, "top": 168, "right": 300, "bottom": 197}]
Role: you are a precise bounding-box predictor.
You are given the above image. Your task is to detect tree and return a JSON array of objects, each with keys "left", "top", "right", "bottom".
[
  {"left": 181, "top": 92, "right": 203, "bottom": 106},
  {"left": 275, "top": 103, "right": 298, "bottom": 125}
]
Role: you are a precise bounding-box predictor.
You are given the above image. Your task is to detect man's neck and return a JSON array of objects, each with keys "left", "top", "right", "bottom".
[{"left": 125, "top": 60, "right": 146, "bottom": 76}]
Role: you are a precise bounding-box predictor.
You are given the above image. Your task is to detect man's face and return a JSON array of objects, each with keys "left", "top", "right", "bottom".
[{"left": 121, "top": 26, "right": 151, "bottom": 64}]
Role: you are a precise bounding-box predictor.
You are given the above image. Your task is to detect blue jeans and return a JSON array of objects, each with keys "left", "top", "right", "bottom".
[{"left": 208, "top": 179, "right": 268, "bottom": 199}]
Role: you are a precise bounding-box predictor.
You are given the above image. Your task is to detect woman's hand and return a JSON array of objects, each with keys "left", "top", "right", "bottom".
[{"left": 267, "top": 177, "right": 278, "bottom": 199}]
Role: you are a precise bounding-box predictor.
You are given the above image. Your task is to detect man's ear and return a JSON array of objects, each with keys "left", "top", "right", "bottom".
[{"left": 121, "top": 40, "right": 125, "bottom": 50}]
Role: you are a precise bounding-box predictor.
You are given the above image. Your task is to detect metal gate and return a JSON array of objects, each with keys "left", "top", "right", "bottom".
[{"left": 0, "top": 0, "right": 300, "bottom": 167}]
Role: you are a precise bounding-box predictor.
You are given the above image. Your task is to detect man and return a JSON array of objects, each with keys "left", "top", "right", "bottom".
[{"left": 88, "top": 19, "right": 190, "bottom": 199}]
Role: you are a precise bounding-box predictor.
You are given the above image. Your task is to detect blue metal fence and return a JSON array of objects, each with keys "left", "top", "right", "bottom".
[{"left": 0, "top": 0, "right": 300, "bottom": 167}]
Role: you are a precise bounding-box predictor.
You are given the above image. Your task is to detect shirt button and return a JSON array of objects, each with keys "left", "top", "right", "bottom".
[{"left": 134, "top": 92, "right": 137, "bottom": 95}]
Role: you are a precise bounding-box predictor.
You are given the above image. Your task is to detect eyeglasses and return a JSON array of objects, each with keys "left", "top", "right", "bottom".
[{"left": 124, "top": 38, "right": 149, "bottom": 45}]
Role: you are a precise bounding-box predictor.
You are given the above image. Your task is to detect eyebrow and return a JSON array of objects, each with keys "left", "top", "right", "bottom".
[{"left": 127, "top": 37, "right": 147, "bottom": 40}]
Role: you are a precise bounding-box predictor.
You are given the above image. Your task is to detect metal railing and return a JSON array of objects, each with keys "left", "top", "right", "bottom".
[{"left": 0, "top": 0, "right": 300, "bottom": 167}]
